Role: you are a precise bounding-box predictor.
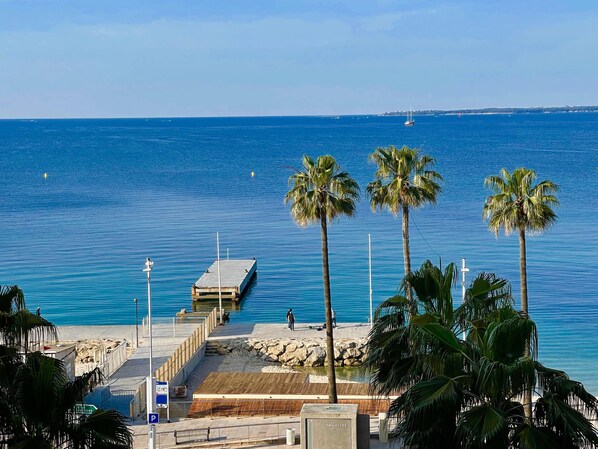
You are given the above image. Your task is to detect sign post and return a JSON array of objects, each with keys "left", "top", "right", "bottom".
[{"left": 156, "top": 380, "right": 170, "bottom": 423}]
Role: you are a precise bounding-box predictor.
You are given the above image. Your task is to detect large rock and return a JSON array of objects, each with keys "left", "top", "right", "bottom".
[
  {"left": 293, "top": 346, "right": 308, "bottom": 362},
  {"left": 343, "top": 357, "right": 360, "bottom": 366},
  {"left": 267, "top": 343, "right": 286, "bottom": 357},
  {"left": 345, "top": 347, "right": 361, "bottom": 359},
  {"left": 211, "top": 336, "right": 366, "bottom": 367},
  {"left": 305, "top": 347, "right": 326, "bottom": 366},
  {"left": 279, "top": 351, "right": 296, "bottom": 364}
]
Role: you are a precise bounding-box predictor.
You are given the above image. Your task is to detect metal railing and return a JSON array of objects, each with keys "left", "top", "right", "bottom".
[
  {"left": 155, "top": 308, "right": 218, "bottom": 382},
  {"left": 98, "top": 340, "right": 128, "bottom": 379},
  {"left": 152, "top": 420, "right": 300, "bottom": 448}
]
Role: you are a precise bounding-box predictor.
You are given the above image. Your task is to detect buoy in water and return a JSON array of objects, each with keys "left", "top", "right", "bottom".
[
  {"left": 251, "top": 171, "right": 255, "bottom": 177},
  {"left": 43, "top": 173, "right": 48, "bottom": 179}
]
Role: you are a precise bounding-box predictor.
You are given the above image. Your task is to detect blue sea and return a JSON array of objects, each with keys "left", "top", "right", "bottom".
[{"left": 1, "top": 114, "right": 597, "bottom": 392}]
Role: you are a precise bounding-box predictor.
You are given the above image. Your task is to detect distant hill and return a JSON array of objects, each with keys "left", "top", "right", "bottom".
[{"left": 383, "top": 105, "right": 598, "bottom": 116}]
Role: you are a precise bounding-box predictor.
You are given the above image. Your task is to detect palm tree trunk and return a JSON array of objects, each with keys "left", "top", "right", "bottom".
[
  {"left": 320, "top": 212, "right": 338, "bottom": 403},
  {"left": 519, "top": 227, "right": 533, "bottom": 420},
  {"left": 519, "top": 228, "right": 528, "bottom": 316},
  {"left": 402, "top": 204, "right": 414, "bottom": 314}
]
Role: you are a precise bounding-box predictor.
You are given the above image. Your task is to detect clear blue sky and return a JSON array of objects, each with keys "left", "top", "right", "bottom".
[{"left": 1, "top": 0, "right": 597, "bottom": 118}]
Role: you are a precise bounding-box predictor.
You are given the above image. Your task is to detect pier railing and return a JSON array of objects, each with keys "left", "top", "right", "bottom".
[{"left": 129, "top": 307, "right": 218, "bottom": 418}]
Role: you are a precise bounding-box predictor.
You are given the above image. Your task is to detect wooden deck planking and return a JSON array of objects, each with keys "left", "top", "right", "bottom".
[
  {"left": 193, "top": 372, "right": 374, "bottom": 399},
  {"left": 188, "top": 372, "right": 390, "bottom": 418},
  {"left": 194, "top": 372, "right": 309, "bottom": 396}
]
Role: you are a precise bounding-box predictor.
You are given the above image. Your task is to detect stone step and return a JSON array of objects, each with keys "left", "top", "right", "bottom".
[{"left": 204, "top": 342, "right": 220, "bottom": 356}]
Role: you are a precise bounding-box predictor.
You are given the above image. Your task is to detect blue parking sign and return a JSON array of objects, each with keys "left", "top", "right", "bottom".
[{"left": 148, "top": 412, "right": 159, "bottom": 424}]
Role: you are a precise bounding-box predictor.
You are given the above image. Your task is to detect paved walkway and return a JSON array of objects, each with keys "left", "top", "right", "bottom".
[
  {"left": 58, "top": 325, "right": 139, "bottom": 342},
  {"left": 131, "top": 415, "right": 390, "bottom": 449},
  {"left": 208, "top": 322, "right": 372, "bottom": 340}
]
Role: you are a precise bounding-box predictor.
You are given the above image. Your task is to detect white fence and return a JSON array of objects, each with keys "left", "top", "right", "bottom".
[{"left": 77, "top": 340, "right": 129, "bottom": 379}]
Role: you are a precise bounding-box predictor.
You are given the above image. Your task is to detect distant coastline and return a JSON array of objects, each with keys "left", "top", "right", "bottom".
[{"left": 382, "top": 105, "right": 598, "bottom": 116}]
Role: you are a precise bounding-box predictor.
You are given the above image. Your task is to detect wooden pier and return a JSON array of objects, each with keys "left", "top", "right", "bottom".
[{"left": 191, "top": 259, "right": 257, "bottom": 303}]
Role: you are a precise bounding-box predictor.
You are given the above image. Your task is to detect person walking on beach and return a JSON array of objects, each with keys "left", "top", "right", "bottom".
[
  {"left": 286, "top": 308, "right": 295, "bottom": 331},
  {"left": 331, "top": 309, "right": 337, "bottom": 328}
]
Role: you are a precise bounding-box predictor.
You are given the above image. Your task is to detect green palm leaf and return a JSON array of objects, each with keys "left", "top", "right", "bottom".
[
  {"left": 513, "top": 425, "right": 561, "bottom": 449},
  {"left": 74, "top": 410, "right": 133, "bottom": 448},
  {"left": 409, "top": 376, "right": 463, "bottom": 412},
  {"left": 458, "top": 404, "right": 507, "bottom": 444}
]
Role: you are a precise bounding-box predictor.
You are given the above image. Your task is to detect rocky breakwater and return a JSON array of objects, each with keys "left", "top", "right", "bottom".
[{"left": 212, "top": 337, "right": 368, "bottom": 367}]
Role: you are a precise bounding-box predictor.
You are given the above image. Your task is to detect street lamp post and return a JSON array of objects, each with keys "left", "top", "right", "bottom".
[
  {"left": 133, "top": 297, "right": 139, "bottom": 348},
  {"left": 143, "top": 258, "right": 156, "bottom": 449},
  {"left": 461, "top": 258, "right": 470, "bottom": 340},
  {"left": 368, "top": 234, "right": 373, "bottom": 328},
  {"left": 461, "top": 258, "right": 469, "bottom": 304},
  {"left": 216, "top": 232, "right": 223, "bottom": 324}
]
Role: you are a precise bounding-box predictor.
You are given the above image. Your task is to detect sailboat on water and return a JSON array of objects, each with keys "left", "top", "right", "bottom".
[{"left": 404, "top": 107, "right": 415, "bottom": 126}]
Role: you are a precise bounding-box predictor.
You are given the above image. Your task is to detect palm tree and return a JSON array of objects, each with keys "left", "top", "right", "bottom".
[
  {"left": 1, "top": 351, "right": 132, "bottom": 448},
  {"left": 0, "top": 285, "right": 133, "bottom": 448},
  {"left": 365, "top": 261, "right": 513, "bottom": 448},
  {"left": 365, "top": 261, "right": 598, "bottom": 449},
  {"left": 483, "top": 167, "right": 558, "bottom": 420},
  {"left": 285, "top": 154, "right": 360, "bottom": 403},
  {"left": 483, "top": 167, "right": 559, "bottom": 317},
  {"left": 0, "top": 285, "right": 56, "bottom": 351},
  {"left": 366, "top": 145, "right": 442, "bottom": 312}
]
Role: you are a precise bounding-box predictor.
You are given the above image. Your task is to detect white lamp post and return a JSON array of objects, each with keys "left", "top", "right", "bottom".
[
  {"left": 368, "top": 234, "right": 373, "bottom": 328},
  {"left": 143, "top": 257, "right": 156, "bottom": 449},
  {"left": 461, "top": 258, "right": 469, "bottom": 304},
  {"left": 216, "top": 232, "right": 223, "bottom": 324},
  {"left": 461, "top": 258, "right": 469, "bottom": 340}
]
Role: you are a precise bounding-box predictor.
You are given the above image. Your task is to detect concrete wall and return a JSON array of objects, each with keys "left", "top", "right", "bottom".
[{"left": 170, "top": 342, "right": 207, "bottom": 387}]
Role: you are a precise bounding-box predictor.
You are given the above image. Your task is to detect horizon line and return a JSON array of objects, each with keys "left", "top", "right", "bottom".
[{"left": 1, "top": 104, "right": 597, "bottom": 121}]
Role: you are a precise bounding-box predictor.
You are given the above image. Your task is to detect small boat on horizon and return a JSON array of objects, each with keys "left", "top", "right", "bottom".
[{"left": 404, "top": 107, "right": 415, "bottom": 126}]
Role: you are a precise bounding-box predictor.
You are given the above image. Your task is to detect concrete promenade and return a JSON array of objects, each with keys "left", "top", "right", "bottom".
[
  {"left": 131, "top": 415, "right": 390, "bottom": 449},
  {"left": 207, "top": 322, "right": 372, "bottom": 340}
]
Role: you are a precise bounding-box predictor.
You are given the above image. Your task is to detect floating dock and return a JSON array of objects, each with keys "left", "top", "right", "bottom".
[{"left": 192, "top": 259, "right": 257, "bottom": 303}]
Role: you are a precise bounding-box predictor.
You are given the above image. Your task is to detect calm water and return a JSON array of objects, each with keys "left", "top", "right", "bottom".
[{"left": 1, "top": 114, "right": 597, "bottom": 392}]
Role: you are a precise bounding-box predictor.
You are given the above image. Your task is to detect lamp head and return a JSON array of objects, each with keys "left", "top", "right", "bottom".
[{"left": 143, "top": 257, "right": 154, "bottom": 272}]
